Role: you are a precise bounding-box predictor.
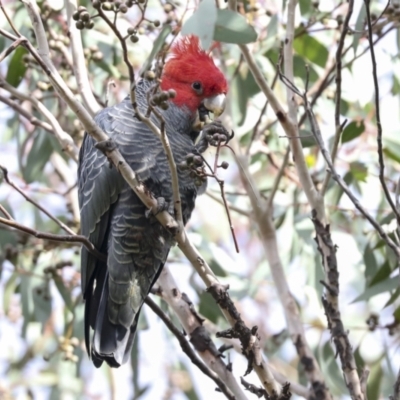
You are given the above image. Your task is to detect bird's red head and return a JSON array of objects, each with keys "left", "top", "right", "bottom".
[{"left": 161, "top": 36, "right": 228, "bottom": 115}]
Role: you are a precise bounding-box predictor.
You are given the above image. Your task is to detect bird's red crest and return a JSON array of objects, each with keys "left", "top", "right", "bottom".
[{"left": 160, "top": 35, "right": 228, "bottom": 113}]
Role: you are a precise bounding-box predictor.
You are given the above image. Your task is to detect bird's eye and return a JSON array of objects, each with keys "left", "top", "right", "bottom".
[{"left": 192, "top": 81, "right": 203, "bottom": 94}]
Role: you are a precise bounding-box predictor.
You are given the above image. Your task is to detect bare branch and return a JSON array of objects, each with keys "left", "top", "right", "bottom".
[
  {"left": 64, "top": 0, "right": 101, "bottom": 116},
  {"left": 364, "top": 0, "right": 400, "bottom": 225},
  {"left": 0, "top": 216, "right": 105, "bottom": 261},
  {"left": 237, "top": 154, "right": 330, "bottom": 398},
  {"left": 144, "top": 295, "right": 237, "bottom": 400},
  {"left": 0, "top": 78, "right": 79, "bottom": 161},
  {"left": 0, "top": 94, "right": 55, "bottom": 133},
  {"left": 311, "top": 211, "right": 363, "bottom": 399},
  {"left": 153, "top": 267, "right": 246, "bottom": 400},
  {"left": 0, "top": 37, "right": 25, "bottom": 62},
  {"left": 0, "top": 164, "right": 76, "bottom": 235}
]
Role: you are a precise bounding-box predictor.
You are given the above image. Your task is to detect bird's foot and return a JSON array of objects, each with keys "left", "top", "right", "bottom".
[
  {"left": 145, "top": 197, "right": 173, "bottom": 218},
  {"left": 94, "top": 138, "right": 118, "bottom": 153}
]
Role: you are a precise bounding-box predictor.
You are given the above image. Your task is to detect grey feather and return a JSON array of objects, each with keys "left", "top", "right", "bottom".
[{"left": 78, "top": 79, "right": 207, "bottom": 367}]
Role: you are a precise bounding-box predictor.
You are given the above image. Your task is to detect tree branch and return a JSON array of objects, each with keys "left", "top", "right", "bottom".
[
  {"left": 153, "top": 266, "right": 246, "bottom": 400},
  {"left": 64, "top": 0, "right": 101, "bottom": 116},
  {"left": 0, "top": 78, "right": 79, "bottom": 161},
  {"left": 144, "top": 295, "right": 237, "bottom": 400},
  {"left": 364, "top": 0, "right": 400, "bottom": 225}
]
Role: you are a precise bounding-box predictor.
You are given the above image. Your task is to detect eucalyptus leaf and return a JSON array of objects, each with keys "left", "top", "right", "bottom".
[
  {"left": 198, "top": 292, "right": 224, "bottom": 324},
  {"left": 181, "top": 0, "right": 217, "bottom": 50},
  {"left": 5, "top": 46, "right": 28, "bottom": 87},
  {"left": 214, "top": 9, "right": 257, "bottom": 44},
  {"left": 352, "top": 275, "right": 399, "bottom": 303},
  {"left": 341, "top": 120, "right": 365, "bottom": 143},
  {"left": 53, "top": 273, "right": 74, "bottom": 312},
  {"left": 24, "top": 130, "right": 54, "bottom": 184},
  {"left": 293, "top": 34, "right": 328, "bottom": 68}
]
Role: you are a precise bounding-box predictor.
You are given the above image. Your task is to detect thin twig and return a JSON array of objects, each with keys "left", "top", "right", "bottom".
[
  {"left": 0, "top": 164, "right": 76, "bottom": 235},
  {"left": 0, "top": 78, "right": 79, "bottom": 161},
  {"left": 0, "top": 216, "right": 105, "bottom": 261},
  {"left": 364, "top": 0, "right": 400, "bottom": 226},
  {"left": 0, "top": 37, "right": 26, "bottom": 62},
  {"left": 0, "top": 95, "right": 54, "bottom": 133},
  {"left": 64, "top": 0, "right": 101, "bottom": 116},
  {"left": 265, "top": 145, "right": 290, "bottom": 215}
]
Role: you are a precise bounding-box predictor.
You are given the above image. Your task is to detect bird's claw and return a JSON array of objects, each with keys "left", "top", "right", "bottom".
[
  {"left": 94, "top": 138, "right": 118, "bottom": 153},
  {"left": 145, "top": 197, "right": 174, "bottom": 219},
  {"left": 94, "top": 139, "right": 118, "bottom": 168}
]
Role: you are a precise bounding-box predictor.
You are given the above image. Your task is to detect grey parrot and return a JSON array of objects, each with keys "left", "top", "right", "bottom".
[{"left": 78, "top": 36, "right": 228, "bottom": 367}]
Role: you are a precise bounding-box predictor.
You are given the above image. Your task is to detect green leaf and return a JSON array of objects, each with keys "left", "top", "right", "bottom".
[
  {"left": 5, "top": 46, "right": 28, "bottom": 87},
  {"left": 53, "top": 273, "right": 74, "bottom": 312},
  {"left": 4, "top": 271, "right": 19, "bottom": 314},
  {"left": 353, "top": 4, "right": 367, "bottom": 55},
  {"left": 363, "top": 244, "right": 378, "bottom": 285},
  {"left": 383, "top": 137, "right": 400, "bottom": 163},
  {"left": 209, "top": 258, "right": 227, "bottom": 277},
  {"left": 140, "top": 24, "right": 172, "bottom": 76},
  {"left": 267, "top": 14, "right": 278, "bottom": 38},
  {"left": 350, "top": 162, "right": 367, "bottom": 182},
  {"left": 293, "top": 55, "right": 318, "bottom": 84},
  {"left": 352, "top": 275, "right": 399, "bottom": 303},
  {"left": 198, "top": 292, "right": 224, "bottom": 324},
  {"left": 299, "top": 129, "right": 316, "bottom": 148},
  {"left": 369, "top": 261, "right": 392, "bottom": 287},
  {"left": 95, "top": 60, "right": 121, "bottom": 79},
  {"left": 367, "top": 362, "right": 383, "bottom": 400},
  {"left": 234, "top": 66, "right": 261, "bottom": 125},
  {"left": 32, "top": 282, "right": 52, "bottom": 329},
  {"left": 23, "top": 130, "right": 54, "bottom": 183},
  {"left": 341, "top": 120, "right": 365, "bottom": 143},
  {"left": 299, "top": 0, "right": 312, "bottom": 17},
  {"left": 21, "top": 275, "right": 32, "bottom": 337},
  {"left": 392, "top": 74, "right": 400, "bottom": 95},
  {"left": 293, "top": 34, "right": 328, "bottom": 68},
  {"left": 181, "top": 0, "right": 217, "bottom": 50},
  {"left": 385, "top": 287, "right": 400, "bottom": 307},
  {"left": 214, "top": 9, "right": 257, "bottom": 44}
]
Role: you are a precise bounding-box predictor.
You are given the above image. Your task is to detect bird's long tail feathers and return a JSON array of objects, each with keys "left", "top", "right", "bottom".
[{"left": 85, "top": 263, "right": 138, "bottom": 368}]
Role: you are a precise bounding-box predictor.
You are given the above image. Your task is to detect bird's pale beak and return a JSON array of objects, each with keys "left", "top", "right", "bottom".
[{"left": 203, "top": 94, "right": 226, "bottom": 117}]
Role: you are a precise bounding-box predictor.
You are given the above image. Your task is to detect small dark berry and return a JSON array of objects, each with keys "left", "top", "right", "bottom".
[
  {"left": 80, "top": 12, "right": 90, "bottom": 21},
  {"left": 220, "top": 161, "right": 229, "bottom": 169},
  {"left": 101, "top": 2, "right": 112, "bottom": 10}
]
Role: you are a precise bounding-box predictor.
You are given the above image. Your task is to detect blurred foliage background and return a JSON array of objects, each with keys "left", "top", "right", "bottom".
[{"left": 1, "top": 0, "right": 400, "bottom": 398}]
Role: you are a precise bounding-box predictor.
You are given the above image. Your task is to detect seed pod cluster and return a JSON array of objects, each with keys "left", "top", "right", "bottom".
[
  {"left": 206, "top": 132, "right": 229, "bottom": 146},
  {"left": 93, "top": 0, "right": 132, "bottom": 10},
  {"left": 56, "top": 336, "right": 80, "bottom": 363},
  {"left": 73, "top": 6, "right": 94, "bottom": 29},
  {"left": 178, "top": 153, "right": 207, "bottom": 187},
  {"left": 150, "top": 89, "right": 176, "bottom": 110},
  {"left": 83, "top": 45, "right": 104, "bottom": 62}
]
